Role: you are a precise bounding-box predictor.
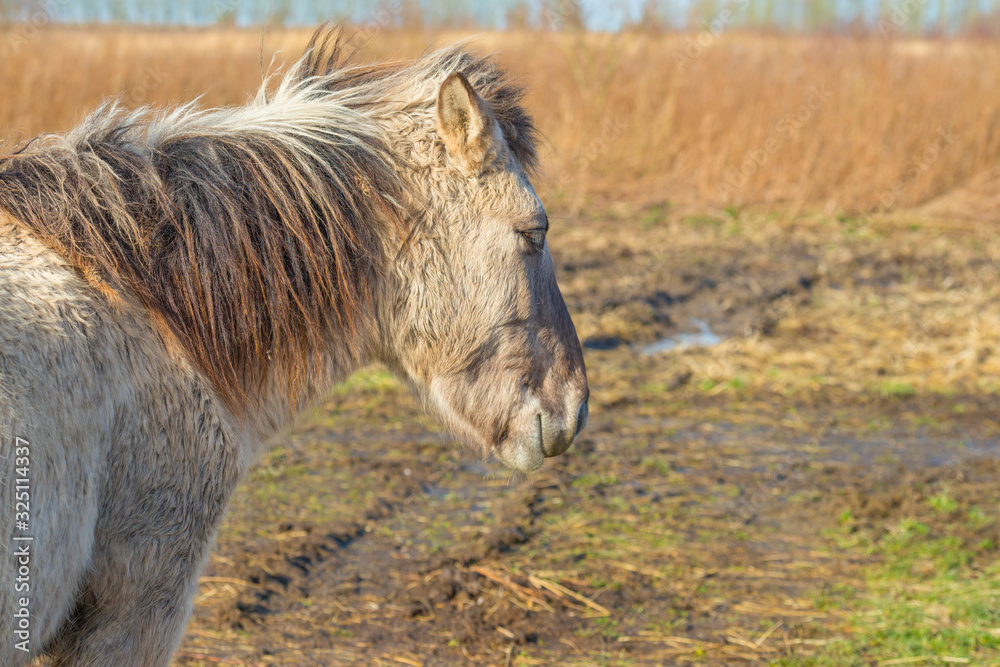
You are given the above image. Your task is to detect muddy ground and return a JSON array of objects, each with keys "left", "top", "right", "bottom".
[{"left": 174, "top": 206, "right": 1000, "bottom": 666}]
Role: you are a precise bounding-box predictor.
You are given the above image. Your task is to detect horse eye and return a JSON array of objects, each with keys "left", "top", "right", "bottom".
[{"left": 520, "top": 230, "right": 545, "bottom": 251}]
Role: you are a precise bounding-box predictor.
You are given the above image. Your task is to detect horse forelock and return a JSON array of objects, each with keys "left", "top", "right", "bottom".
[
  {"left": 291, "top": 27, "right": 539, "bottom": 174},
  {"left": 0, "top": 26, "right": 539, "bottom": 413}
]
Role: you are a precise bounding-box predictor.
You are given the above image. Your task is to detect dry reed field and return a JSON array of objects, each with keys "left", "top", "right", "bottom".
[
  {"left": 4, "top": 27, "right": 1000, "bottom": 216},
  {"left": 3, "top": 24, "right": 1000, "bottom": 667}
]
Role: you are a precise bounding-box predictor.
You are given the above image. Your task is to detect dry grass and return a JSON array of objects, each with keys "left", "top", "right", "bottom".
[{"left": 2, "top": 26, "right": 1000, "bottom": 219}]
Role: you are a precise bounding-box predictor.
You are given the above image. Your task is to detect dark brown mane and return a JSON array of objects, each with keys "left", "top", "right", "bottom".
[{"left": 0, "top": 27, "right": 538, "bottom": 412}]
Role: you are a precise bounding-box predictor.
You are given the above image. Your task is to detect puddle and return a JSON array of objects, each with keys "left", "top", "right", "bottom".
[
  {"left": 642, "top": 319, "right": 723, "bottom": 355},
  {"left": 583, "top": 336, "right": 622, "bottom": 351}
]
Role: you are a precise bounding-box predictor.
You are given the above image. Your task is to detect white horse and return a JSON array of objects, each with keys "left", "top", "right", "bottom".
[{"left": 0, "top": 29, "right": 588, "bottom": 665}]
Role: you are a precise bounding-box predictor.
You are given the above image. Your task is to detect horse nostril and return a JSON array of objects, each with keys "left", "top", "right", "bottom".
[{"left": 575, "top": 401, "right": 589, "bottom": 438}]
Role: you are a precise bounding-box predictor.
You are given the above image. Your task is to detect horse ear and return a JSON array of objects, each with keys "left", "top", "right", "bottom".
[{"left": 436, "top": 72, "right": 500, "bottom": 174}]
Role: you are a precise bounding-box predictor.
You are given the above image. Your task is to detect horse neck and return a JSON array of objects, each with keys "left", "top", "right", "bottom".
[{"left": 238, "top": 311, "right": 381, "bottom": 445}]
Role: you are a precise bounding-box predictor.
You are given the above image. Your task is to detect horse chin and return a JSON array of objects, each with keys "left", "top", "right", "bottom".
[
  {"left": 493, "top": 437, "right": 545, "bottom": 473},
  {"left": 425, "top": 377, "right": 550, "bottom": 473}
]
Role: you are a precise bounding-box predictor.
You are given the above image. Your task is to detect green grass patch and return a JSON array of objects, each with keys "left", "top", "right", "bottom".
[
  {"left": 874, "top": 381, "right": 917, "bottom": 399},
  {"left": 683, "top": 214, "right": 724, "bottom": 229},
  {"left": 639, "top": 203, "right": 669, "bottom": 230},
  {"left": 329, "top": 368, "right": 400, "bottom": 397},
  {"left": 782, "top": 505, "right": 1000, "bottom": 666}
]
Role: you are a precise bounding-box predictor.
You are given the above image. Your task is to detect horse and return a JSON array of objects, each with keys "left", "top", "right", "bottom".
[{"left": 0, "top": 28, "right": 588, "bottom": 666}]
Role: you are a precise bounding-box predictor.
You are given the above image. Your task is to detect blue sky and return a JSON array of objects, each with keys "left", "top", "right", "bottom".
[{"left": 9, "top": 0, "right": 1000, "bottom": 31}]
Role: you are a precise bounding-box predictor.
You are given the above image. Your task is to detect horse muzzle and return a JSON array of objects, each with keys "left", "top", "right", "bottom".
[{"left": 496, "top": 396, "right": 589, "bottom": 472}]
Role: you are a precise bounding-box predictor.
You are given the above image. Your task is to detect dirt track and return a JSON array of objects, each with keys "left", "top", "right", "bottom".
[{"left": 175, "top": 207, "right": 1000, "bottom": 666}]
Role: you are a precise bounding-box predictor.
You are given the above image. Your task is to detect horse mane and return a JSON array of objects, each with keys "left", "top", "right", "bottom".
[{"left": 0, "top": 26, "right": 538, "bottom": 412}]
